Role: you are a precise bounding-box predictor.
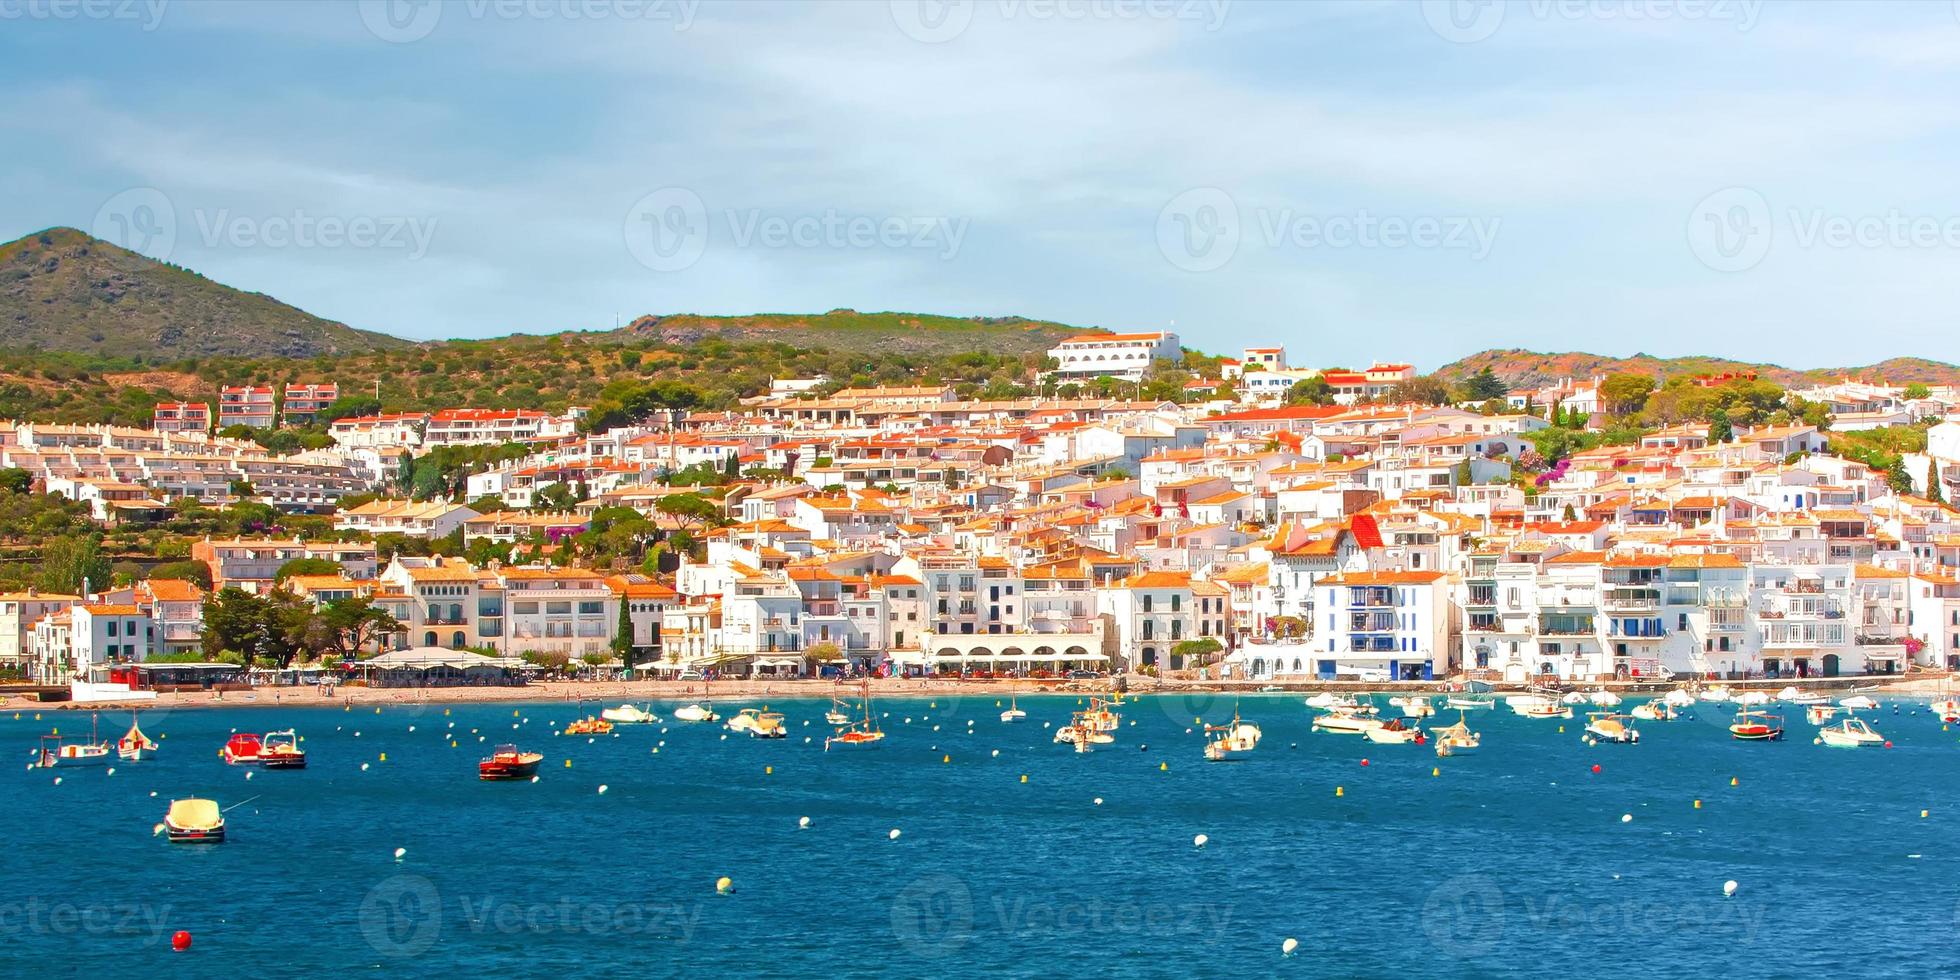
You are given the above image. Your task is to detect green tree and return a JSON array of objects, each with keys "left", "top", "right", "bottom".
[
  {"left": 1282, "top": 376, "right": 1335, "bottom": 406},
  {"left": 656, "top": 492, "right": 725, "bottom": 532},
  {"left": 40, "top": 535, "right": 109, "bottom": 594},
  {"left": 275, "top": 556, "right": 340, "bottom": 582},
  {"left": 612, "top": 598, "right": 635, "bottom": 671},
  {"left": 1389, "top": 374, "right": 1452, "bottom": 406},
  {"left": 148, "top": 560, "right": 213, "bottom": 590},
  {"left": 1905, "top": 382, "right": 1931, "bottom": 401},
  {"left": 1708, "top": 407, "right": 1733, "bottom": 444},
  {"left": 320, "top": 596, "right": 404, "bottom": 657},
  {"left": 1461, "top": 367, "right": 1508, "bottom": 402},
  {"left": 1887, "top": 456, "right": 1915, "bottom": 495},
  {"left": 1928, "top": 461, "right": 1944, "bottom": 503},
  {"left": 0, "top": 468, "right": 32, "bottom": 494},
  {"left": 1600, "top": 373, "right": 1656, "bottom": 417}
]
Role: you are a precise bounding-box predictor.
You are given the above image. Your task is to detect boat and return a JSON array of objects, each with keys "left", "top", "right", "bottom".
[
  {"left": 1202, "top": 708, "right": 1261, "bottom": 762},
  {"left": 1433, "top": 713, "right": 1480, "bottom": 757},
  {"left": 1306, "top": 692, "right": 1374, "bottom": 714},
  {"left": 1559, "top": 691, "right": 1589, "bottom": 706},
  {"left": 1363, "top": 717, "right": 1423, "bottom": 745},
  {"left": 1935, "top": 699, "right": 1960, "bottom": 723},
  {"left": 479, "top": 744, "right": 544, "bottom": 780},
  {"left": 118, "top": 716, "right": 158, "bottom": 762},
  {"left": 1838, "top": 695, "right": 1878, "bottom": 711},
  {"left": 260, "top": 729, "right": 307, "bottom": 769},
  {"left": 1699, "top": 686, "right": 1734, "bottom": 703},
  {"left": 36, "top": 715, "right": 112, "bottom": 767},
  {"left": 672, "top": 703, "right": 720, "bottom": 723},
  {"left": 1584, "top": 711, "right": 1640, "bottom": 744},
  {"left": 825, "top": 695, "right": 853, "bottom": 726},
  {"left": 1312, "top": 710, "right": 1385, "bottom": 735},
  {"left": 999, "top": 691, "right": 1026, "bottom": 724},
  {"left": 825, "top": 682, "right": 886, "bottom": 750},
  {"left": 1729, "top": 707, "right": 1784, "bottom": 741},
  {"left": 600, "top": 703, "right": 658, "bottom": 725},
  {"left": 1806, "top": 704, "right": 1840, "bottom": 725},
  {"left": 1662, "top": 689, "right": 1697, "bottom": 708},
  {"left": 1777, "top": 686, "right": 1830, "bottom": 706},
  {"left": 1629, "top": 700, "right": 1674, "bottom": 722},
  {"left": 1507, "top": 692, "right": 1572, "bottom": 720},
  {"left": 162, "top": 798, "right": 225, "bottom": 843},
  {"left": 564, "top": 716, "right": 613, "bottom": 736},
  {"left": 1080, "top": 697, "right": 1121, "bottom": 733},
  {"left": 1734, "top": 690, "right": 1771, "bottom": 707},
  {"left": 222, "top": 732, "right": 266, "bottom": 765},
  {"left": 725, "top": 708, "right": 763, "bottom": 734},
  {"left": 1444, "top": 693, "right": 1495, "bottom": 710},
  {"left": 1817, "top": 715, "right": 1884, "bottom": 748},
  {"left": 1389, "top": 695, "right": 1435, "bottom": 719},
  {"left": 749, "top": 711, "right": 788, "bottom": 739},
  {"left": 1586, "top": 690, "right": 1622, "bottom": 708}
]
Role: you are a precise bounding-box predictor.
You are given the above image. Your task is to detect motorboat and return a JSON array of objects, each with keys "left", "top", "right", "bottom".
[
  {"left": 748, "top": 712, "right": 788, "bottom": 739},
  {"left": 1203, "top": 710, "right": 1261, "bottom": 761},
  {"left": 672, "top": 703, "right": 720, "bottom": 723},
  {"left": 1838, "top": 695, "right": 1878, "bottom": 711},
  {"left": 564, "top": 716, "right": 613, "bottom": 736},
  {"left": 479, "top": 744, "right": 543, "bottom": 780},
  {"left": 1729, "top": 708, "right": 1784, "bottom": 741},
  {"left": 1363, "top": 717, "right": 1423, "bottom": 745},
  {"left": 36, "top": 714, "right": 111, "bottom": 767},
  {"left": 1587, "top": 690, "right": 1622, "bottom": 707},
  {"left": 1080, "top": 697, "right": 1121, "bottom": 733},
  {"left": 1305, "top": 693, "right": 1376, "bottom": 715},
  {"left": 162, "top": 798, "right": 224, "bottom": 843},
  {"left": 1935, "top": 699, "right": 1960, "bottom": 723},
  {"left": 1584, "top": 712, "right": 1640, "bottom": 744},
  {"left": 222, "top": 733, "right": 266, "bottom": 765},
  {"left": 725, "top": 709, "right": 762, "bottom": 734},
  {"left": 1630, "top": 700, "right": 1675, "bottom": 722},
  {"left": 260, "top": 729, "right": 307, "bottom": 769},
  {"left": 1507, "top": 693, "right": 1571, "bottom": 720},
  {"left": 1806, "top": 704, "right": 1840, "bottom": 725},
  {"left": 1778, "top": 687, "right": 1830, "bottom": 706},
  {"left": 1389, "top": 695, "right": 1435, "bottom": 719},
  {"left": 600, "top": 704, "right": 658, "bottom": 725},
  {"left": 1000, "top": 691, "right": 1026, "bottom": 724},
  {"left": 1559, "top": 691, "right": 1589, "bottom": 707},
  {"left": 1734, "top": 690, "right": 1771, "bottom": 707},
  {"left": 118, "top": 717, "right": 158, "bottom": 762},
  {"left": 1434, "top": 716, "right": 1480, "bottom": 757},
  {"left": 1312, "top": 710, "right": 1384, "bottom": 735},
  {"left": 1662, "top": 689, "right": 1697, "bottom": 709},
  {"left": 1445, "top": 693, "right": 1495, "bottom": 710},
  {"left": 1817, "top": 715, "right": 1884, "bottom": 748},
  {"left": 1699, "top": 686, "right": 1733, "bottom": 703},
  {"left": 1055, "top": 710, "right": 1116, "bottom": 745}
]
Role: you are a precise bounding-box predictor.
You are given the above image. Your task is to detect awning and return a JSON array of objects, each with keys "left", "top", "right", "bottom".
[{"left": 753, "top": 657, "right": 803, "bottom": 668}]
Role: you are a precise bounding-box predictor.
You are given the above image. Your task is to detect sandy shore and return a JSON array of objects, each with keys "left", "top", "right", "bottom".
[{"left": 5, "top": 671, "right": 1949, "bottom": 712}]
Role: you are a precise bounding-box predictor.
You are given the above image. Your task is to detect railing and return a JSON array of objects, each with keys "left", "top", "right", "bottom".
[{"left": 1854, "top": 634, "right": 1905, "bottom": 646}]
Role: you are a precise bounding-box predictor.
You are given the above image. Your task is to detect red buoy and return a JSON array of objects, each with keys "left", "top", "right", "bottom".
[
  {"left": 1360, "top": 758, "right": 1370, "bottom": 767},
  {"left": 171, "top": 931, "right": 192, "bottom": 952},
  {"left": 1591, "top": 764, "right": 1602, "bottom": 774}
]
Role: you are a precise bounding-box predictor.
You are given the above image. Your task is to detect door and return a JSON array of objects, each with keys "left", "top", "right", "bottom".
[{"left": 1822, "top": 654, "right": 1840, "bottom": 678}]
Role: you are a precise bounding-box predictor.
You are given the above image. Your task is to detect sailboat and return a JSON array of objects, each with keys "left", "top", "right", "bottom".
[
  {"left": 37, "top": 713, "right": 111, "bottom": 767},
  {"left": 1202, "top": 705, "right": 1260, "bottom": 761},
  {"left": 825, "top": 682, "right": 886, "bottom": 750},
  {"left": 118, "top": 715, "right": 158, "bottom": 762},
  {"left": 824, "top": 694, "right": 853, "bottom": 726},
  {"left": 1933, "top": 699, "right": 1960, "bottom": 724},
  {"left": 1729, "top": 706, "right": 1784, "bottom": 741},
  {"left": 1000, "top": 690, "right": 1026, "bottom": 724},
  {"left": 1055, "top": 710, "right": 1114, "bottom": 748},
  {"left": 1433, "top": 711, "right": 1480, "bottom": 757}
]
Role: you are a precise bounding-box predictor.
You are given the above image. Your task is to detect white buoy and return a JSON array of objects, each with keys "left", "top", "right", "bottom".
[
  {"left": 1620, "top": 814, "right": 1632, "bottom": 824},
  {"left": 888, "top": 828, "right": 902, "bottom": 841},
  {"left": 1282, "top": 938, "right": 1299, "bottom": 957},
  {"left": 1193, "top": 834, "right": 1209, "bottom": 848},
  {"left": 106, "top": 767, "right": 115, "bottom": 776},
  {"left": 530, "top": 775, "right": 539, "bottom": 783},
  {"left": 408, "top": 726, "right": 416, "bottom": 732},
  {"left": 990, "top": 749, "right": 999, "bottom": 757},
  {"left": 361, "top": 763, "right": 370, "bottom": 771},
  {"left": 598, "top": 784, "right": 609, "bottom": 795},
  {"left": 394, "top": 847, "right": 407, "bottom": 861},
  {"left": 149, "top": 791, "right": 157, "bottom": 797},
  {"left": 52, "top": 776, "right": 61, "bottom": 785},
  {"left": 798, "top": 816, "right": 811, "bottom": 829},
  {"left": 245, "top": 770, "right": 255, "bottom": 780},
  {"left": 1723, "top": 880, "right": 1738, "bottom": 897},
  {"left": 1094, "top": 797, "right": 1103, "bottom": 805}
]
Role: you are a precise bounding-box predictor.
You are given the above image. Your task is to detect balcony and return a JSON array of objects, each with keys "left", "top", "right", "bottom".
[
  {"left": 1854, "top": 633, "right": 1906, "bottom": 646},
  {"left": 1602, "top": 590, "right": 1661, "bottom": 612}
]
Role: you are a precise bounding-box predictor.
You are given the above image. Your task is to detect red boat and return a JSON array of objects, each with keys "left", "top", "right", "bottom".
[
  {"left": 479, "top": 745, "right": 543, "bottom": 781},
  {"left": 222, "top": 733, "right": 265, "bottom": 764}
]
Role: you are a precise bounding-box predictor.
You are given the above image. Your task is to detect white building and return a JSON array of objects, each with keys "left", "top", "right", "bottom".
[{"left": 1046, "top": 331, "right": 1181, "bottom": 383}]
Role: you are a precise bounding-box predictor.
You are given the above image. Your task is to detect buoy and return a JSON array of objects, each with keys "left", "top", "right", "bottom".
[
  {"left": 52, "top": 776, "right": 60, "bottom": 785},
  {"left": 1360, "top": 758, "right": 1370, "bottom": 767},
  {"left": 1193, "top": 833, "right": 1208, "bottom": 849},
  {"left": 106, "top": 767, "right": 115, "bottom": 776},
  {"left": 1335, "top": 786, "right": 1343, "bottom": 797},
  {"left": 1730, "top": 776, "right": 1738, "bottom": 786},
  {"left": 765, "top": 766, "right": 773, "bottom": 775},
  {"left": 1694, "top": 799, "right": 1702, "bottom": 809},
  {"left": 245, "top": 771, "right": 255, "bottom": 780},
  {"left": 1558, "top": 725, "right": 1564, "bottom": 733},
  {"left": 1093, "top": 797, "right": 1103, "bottom": 805},
  {"left": 990, "top": 749, "right": 999, "bottom": 758},
  {"left": 1159, "top": 762, "right": 1168, "bottom": 771},
  {"left": 152, "top": 823, "right": 165, "bottom": 836},
  {"left": 530, "top": 775, "right": 539, "bottom": 783},
  {"left": 798, "top": 816, "right": 811, "bottom": 829},
  {"left": 1722, "top": 880, "right": 1738, "bottom": 897},
  {"left": 1432, "top": 767, "right": 1439, "bottom": 777},
  {"left": 598, "top": 784, "right": 608, "bottom": 795},
  {"left": 379, "top": 753, "right": 386, "bottom": 762},
  {"left": 1620, "top": 814, "right": 1633, "bottom": 824},
  {"left": 171, "top": 930, "right": 192, "bottom": 952},
  {"left": 1884, "top": 741, "right": 1893, "bottom": 748},
  {"left": 1922, "top": 809, "right": 1930, "bottom": 819},
  {"left": 1591, "top": 764, "right": 1601, "bottom": 774},
  {"left": 942, "top": 755, "right": 950, "bottom": 764},
  {"left": 1020, "top": 774, "right": 1029, "bottom": 783},
  {"left": 394, "top": 847, "right": 407, "bottom": 861},
  {"left": 1282, "top": 938, "right": 1299, "bottom": 957},
  {"left": 716, "top": 876, "right": 733, "bottom": 895},
  {"left": 888, "top": 828, "right": 902, "bottom": 841},
  {"left": 359, "top": 763, "right": 369, "bottom": 772}
]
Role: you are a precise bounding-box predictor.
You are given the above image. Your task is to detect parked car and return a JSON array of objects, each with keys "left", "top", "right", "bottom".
[
  {"left": 677, "top": 669, "right": 705, "bottom": 681},
  {"left": 1066, "top": 669, "right": 1101, "bottom": 679}
]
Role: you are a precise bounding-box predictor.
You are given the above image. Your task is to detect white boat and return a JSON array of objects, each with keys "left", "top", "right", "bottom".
[
  {"left": 1363, "top": 718, "right": 1421, "bottom": 744},
  {"left": 1506, "top": 693, "right": 1572, "bottom": 720},
  {"left": 1000, "top": 692, "right": 1026, "bottom": 724},
  {"left": 1630, "top": 700, "right": 1675, "bottom": 722},
  {"left": 1203, "top": 711, "right": 1261, "bottom": 761},
  {"left": 34, "top": 714, "right": 111, "bottom": 767},
  {"left": 1806, "top": 704, "right": 1840, "bottom": 725},
  {"left": 1584, "top": 712, "right": 1640, "bottom": 744},
  {"left": 1586, "top": 690, "right": 1622, "bottom": 707},
  {"left": 1777, "top": 687, "right": 1829, "bottom": 706},
  {"left": 1839, "top": 695, "right": 1878, "bottom": 711},
  {"left": 600, "top": 704, "right": 657, "bottom": 725},
  {"left": 1734, "top": 690, "right": 1771, "bottom": 707},
  {"left": 1312, "top": 710, "right": 1385, "bottom": 735},
  {"left": 1388, "top": 695, "right": 1434, "bottom": 719},
  {"left": 1699, "top": 686, "right": 1733, "bottom": 703},
  {"left": 1559, "top": 691, "right": 1589, "bottom": 706},
  {"left": 1304, "top": 692, "right": 1344, "bottom": 710},
  {"left": 118, "top": 716, "right": 158, "bottom": 761},
  {"left": 1662, "top": 689, "right": 1697, "bottom": 708},
  {"left": 1434, "top": 716, "right": 1480, "bottom": 757},
  {"left": 725, "top": 708, "right": 762, "bottom": 733},
  {"left": 824, "top": 695, "right": 852, "bottom": 726},
  {"left": 672, "top": 703, "right": 719, "bottom": 723},
  {"left": 1818, "top": 715, "right": 1884, "bottom": 748},
  {"left": 1445, "top": 693, "right": 1495, "bottom": 710},
  {"left": 1934, "top": 699, "right": 1960, "bottom": 723}
]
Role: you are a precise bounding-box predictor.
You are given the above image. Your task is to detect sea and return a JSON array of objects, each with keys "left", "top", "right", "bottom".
[{"left": 4, "top": 692, "right": 1958, "bottom": 978}]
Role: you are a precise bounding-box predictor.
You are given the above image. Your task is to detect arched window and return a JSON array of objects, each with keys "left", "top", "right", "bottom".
[
  {"left": 452, "top": 631, "right": 466, "bottom": 649},
  {"left": 424, "top": 631, "right": 437, "bottom": 647}
]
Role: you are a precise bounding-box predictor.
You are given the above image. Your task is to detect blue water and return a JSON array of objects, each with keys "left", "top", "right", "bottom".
[{"left": 5, "top": 692, "right": 1960, "bottom": 977}]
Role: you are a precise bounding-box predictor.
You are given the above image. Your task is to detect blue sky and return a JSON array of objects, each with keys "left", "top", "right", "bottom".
[{"left": 5, "top": 0, "right": 1960, "bottom": 369}]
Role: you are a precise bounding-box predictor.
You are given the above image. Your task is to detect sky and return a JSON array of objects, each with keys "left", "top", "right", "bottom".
[{"left": 4, "top": 0, "right": 1960, "bottom": 369}]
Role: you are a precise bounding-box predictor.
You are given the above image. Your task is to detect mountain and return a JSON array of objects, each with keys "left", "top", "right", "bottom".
[
  {"left": 0, "top": 228, "right": 411, "bottom": 358},
  {"left": 615, "top": 310, "right": 1093, "bottom": 357},
  {"left": 1435, "top": 348, "right": 1960, "bottom": 390}
]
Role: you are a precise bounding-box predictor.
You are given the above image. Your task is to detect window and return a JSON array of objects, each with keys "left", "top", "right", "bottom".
[
  {"left": 106, "top": 620, "right": 117, "bottom": 637},
  {"left": 514, "top": 602, "right": 539, "bottom": 615},
  {"left": 546, "top": 601, "right": 572, "bottom": 615},
  {"left": 578, "top": 601, "right": 602, "bottom": 615}
]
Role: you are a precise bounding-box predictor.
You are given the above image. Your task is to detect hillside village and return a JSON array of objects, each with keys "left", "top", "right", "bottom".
[{"left": 12, "top": 331, "right": 1960, "bottom": 692}]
